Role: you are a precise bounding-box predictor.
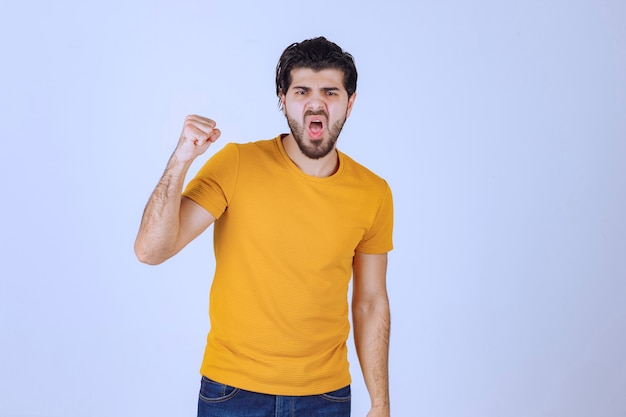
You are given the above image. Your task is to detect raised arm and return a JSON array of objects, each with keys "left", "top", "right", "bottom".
[
  {"left": 352, "top": 251, "right": 391, "bottom": 417},
  {"left": 134, "top": 115, "right": 220, "bottom": 265}
]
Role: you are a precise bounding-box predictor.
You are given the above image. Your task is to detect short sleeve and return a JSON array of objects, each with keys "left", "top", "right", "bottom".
[
  {"left": 356, "top": 181, "right": 394, "bottom": 254},
  {"left": 183, "top": 143, "right": 240, "bottom": 220}
]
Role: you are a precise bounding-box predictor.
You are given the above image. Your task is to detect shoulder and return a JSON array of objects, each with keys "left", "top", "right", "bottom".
[
  {"left": 220, "top": 137, "right": 274, "bottom": 160},
  {"left": 231, "top": 137, "right": 277, "bottom": 153},
  {"left": 338, "top": 150, "right": 391, "bottom": 192},
  {"left": 206, "top": 137, "right": 277, "bottom": 164}
]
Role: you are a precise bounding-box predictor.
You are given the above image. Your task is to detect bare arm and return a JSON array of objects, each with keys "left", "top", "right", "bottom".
[
  {"left": 134, "top": 115, "right": 220, "bottom": 265},
  {"left": 352, "top": 251, "right": 391, "bottom": 417}
]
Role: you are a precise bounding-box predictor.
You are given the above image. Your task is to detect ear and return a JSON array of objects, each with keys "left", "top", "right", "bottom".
[
  {"left": 346, "top": 92, "right": 357, "bottom": 118},
  {"left": 279, "top": 90, "right": 287, "bottom": 114}
]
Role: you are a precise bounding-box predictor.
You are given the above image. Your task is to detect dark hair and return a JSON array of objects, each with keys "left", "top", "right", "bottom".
[{"left": 275, "top": 37, "right": 358, "bottom": 108}]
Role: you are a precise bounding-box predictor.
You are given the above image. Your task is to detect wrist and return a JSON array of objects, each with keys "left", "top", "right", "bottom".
[
  {"left": 166, "top": 151, "right": 195, "bottom": 178},
  {"left": 368, "top": 403, "right": 390, "bottom": 417}
]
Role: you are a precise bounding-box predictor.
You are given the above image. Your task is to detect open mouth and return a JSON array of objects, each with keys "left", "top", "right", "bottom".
[
  {"left": 310, "top": 121, "right": 323, "bottom": 133},
  {"left": 307, "top": 117, "right": 325, "bottom": 139}
]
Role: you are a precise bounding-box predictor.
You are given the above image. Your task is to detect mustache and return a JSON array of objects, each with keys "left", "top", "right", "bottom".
[{"left": 304, "top": 109, "right": 328, "bottom": 118}]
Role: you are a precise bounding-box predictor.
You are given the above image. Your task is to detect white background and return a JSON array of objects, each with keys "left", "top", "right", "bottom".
[{"left": 1, "top": 1, "right": 625, "bottom": 416}]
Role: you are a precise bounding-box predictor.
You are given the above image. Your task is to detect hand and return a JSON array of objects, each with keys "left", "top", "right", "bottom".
[{"left": 174, "top": 114, "right": 221, "bottom": 163}]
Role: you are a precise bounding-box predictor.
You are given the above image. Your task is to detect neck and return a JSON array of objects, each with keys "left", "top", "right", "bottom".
[{"left": 282, "top": 134, "right": 339, "bottom": 177}]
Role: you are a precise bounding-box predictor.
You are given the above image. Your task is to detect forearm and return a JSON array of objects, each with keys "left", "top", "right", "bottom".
[
  {"left": 134, "top": 154, "right": 192, "bottom": 264},
  {"left": 353, "top": 294, "right": 391, "bottom": 414}
]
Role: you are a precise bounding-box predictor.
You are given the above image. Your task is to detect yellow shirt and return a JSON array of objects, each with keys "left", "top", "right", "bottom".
[{"left": 183, "top": 135, "right": 393, "bottom": 395}]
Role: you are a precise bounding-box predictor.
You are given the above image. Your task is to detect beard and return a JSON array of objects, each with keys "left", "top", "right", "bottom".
[{"left": 286, "top": 110, "right": 347, "bottom": 160}]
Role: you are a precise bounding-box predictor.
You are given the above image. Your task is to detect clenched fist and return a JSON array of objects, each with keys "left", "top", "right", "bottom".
[{"left": 174, "top": 114, "right": 221, "bottom": 163}]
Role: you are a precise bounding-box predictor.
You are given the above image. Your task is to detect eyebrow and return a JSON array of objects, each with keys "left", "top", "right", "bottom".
[{"left": 292, "top": 86, "right": 342, "bottom": 92}]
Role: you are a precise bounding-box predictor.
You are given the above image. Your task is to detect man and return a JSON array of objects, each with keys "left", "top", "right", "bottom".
[{"left": 135, "top": 37, "right": 393, "bottom": 417}]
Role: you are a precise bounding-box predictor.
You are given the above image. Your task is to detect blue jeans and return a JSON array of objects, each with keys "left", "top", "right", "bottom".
[{"left": 197, "top": 376, "right": 351, "bottom": 417}]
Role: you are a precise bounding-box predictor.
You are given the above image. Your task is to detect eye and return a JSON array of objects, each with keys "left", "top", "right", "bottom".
[{"left": 295, "top": 89, "right": 307, "bottom": 95}]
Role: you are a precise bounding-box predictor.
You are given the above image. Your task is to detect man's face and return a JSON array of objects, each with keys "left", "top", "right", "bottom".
[{"left": 280, "top": 68, "right": 356, "bottom": 160}]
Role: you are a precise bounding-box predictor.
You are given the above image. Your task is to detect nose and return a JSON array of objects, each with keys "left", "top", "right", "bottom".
[{"left": 306, "top": 91, "right": 326, "bottom": 111}]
